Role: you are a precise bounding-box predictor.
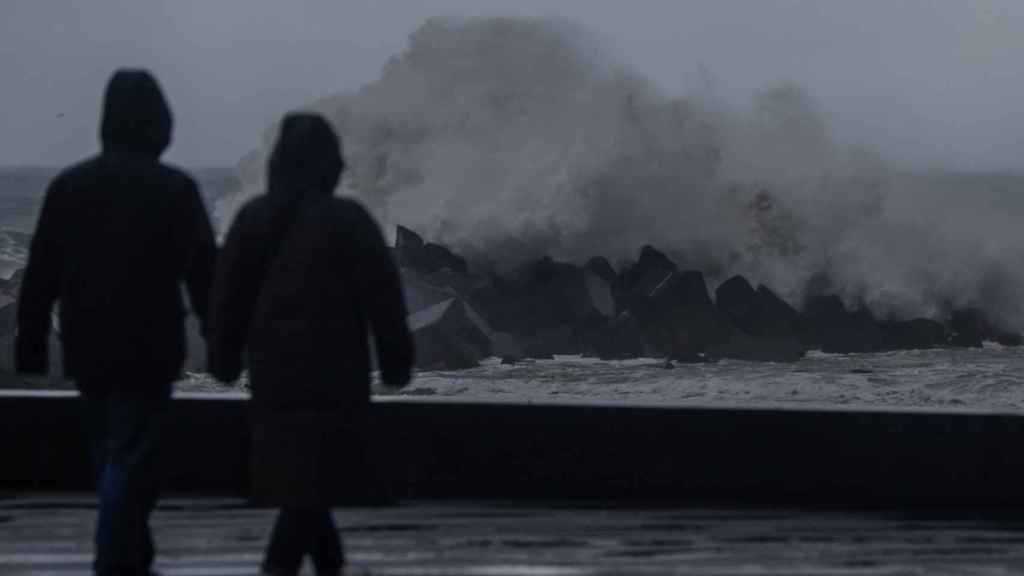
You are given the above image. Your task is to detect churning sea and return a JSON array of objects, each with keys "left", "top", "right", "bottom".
[{"left": 3, "top": 166, "right": 1023, "bottom": 411}]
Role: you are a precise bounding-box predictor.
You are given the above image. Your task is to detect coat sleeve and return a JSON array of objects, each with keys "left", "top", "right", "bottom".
[
  {"left": 180, "top": 177, "right": 217, "bottom": 336},
  {"left": 207, "top": 205, "right": 259, "bottom": 383},
  {"left": 15, "top": 179, "right": 65, "bottom": 374},
  {"left": 350, "top": 204, "right": 415, "bottom": 388}
]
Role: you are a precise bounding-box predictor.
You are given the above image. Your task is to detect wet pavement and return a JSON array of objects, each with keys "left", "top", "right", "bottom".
[{"left": 3, "top": 494, "right": 1024, "bottom": 575}]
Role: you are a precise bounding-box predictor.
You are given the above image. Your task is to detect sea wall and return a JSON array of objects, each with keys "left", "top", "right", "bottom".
[{"left": 2, "top": 391, "right": 1023, "bottom": 507}]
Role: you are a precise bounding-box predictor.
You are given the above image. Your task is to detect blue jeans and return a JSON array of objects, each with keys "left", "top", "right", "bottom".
[{"left": 81, "top": 387, "right": 170, "bottom": 576}]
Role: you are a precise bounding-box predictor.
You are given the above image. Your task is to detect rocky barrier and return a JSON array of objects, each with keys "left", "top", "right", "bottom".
[
  {"left": 392, "top": 226, "right": 1022, "bottom": 371},
  {"left": 1, "top": 225, "right": 1021, "bottom": 382}
]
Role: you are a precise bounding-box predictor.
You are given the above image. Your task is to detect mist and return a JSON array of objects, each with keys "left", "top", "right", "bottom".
[{"left": 220, "top": 17, "right": 1024, "bottom": 331}]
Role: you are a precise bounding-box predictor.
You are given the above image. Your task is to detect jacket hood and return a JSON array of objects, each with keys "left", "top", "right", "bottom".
[
  {"left": 100, "top": 69, "right": 173, "bottom": 158},
  {"left": 267, "top": 113, "right": 344, "bottom": 199}
]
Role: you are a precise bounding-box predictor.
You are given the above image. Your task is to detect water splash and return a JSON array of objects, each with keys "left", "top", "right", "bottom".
[{"left": 219, "top": 17, "right": 1024, "bottom": 330}]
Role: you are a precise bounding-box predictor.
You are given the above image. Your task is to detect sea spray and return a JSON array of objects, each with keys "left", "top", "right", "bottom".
[{"left": 218, "top": 17, "right": 1024, "bottom": 330}]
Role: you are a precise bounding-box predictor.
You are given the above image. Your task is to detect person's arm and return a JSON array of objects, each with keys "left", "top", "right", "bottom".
[
  {"left": 206, "top": 205, "right": 257, "bottom": 384},
  {"left": 181, "top": 177, "right": 217, "bottom": 337},
  {"left": 350, "top": 203, "right": 414, "bottom": 389},
  {"left": 15, "top": 179, "right": 65, "bottom": 375}
]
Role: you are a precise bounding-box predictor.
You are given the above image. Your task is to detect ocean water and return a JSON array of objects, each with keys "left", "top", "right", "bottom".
[
  {"left": 0, "top": 166, "right": 240, "bottom": 279},
  {"left": 177, "top": 345, "right": 1024, "bottom": 413},
  {"left": 392, "top": 347, "right": 1024, "bottom": 412},
  {"left": 4, "top": 166, "right": 1024, "bottom": 412}
]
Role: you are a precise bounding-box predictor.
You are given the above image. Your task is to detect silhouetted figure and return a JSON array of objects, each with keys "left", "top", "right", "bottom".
[
  {"left": 15, "top": 69, "right": 217, "bottom": 575},
  {"left": 208, "top": 113, "right": 414, "bottom": 576}
]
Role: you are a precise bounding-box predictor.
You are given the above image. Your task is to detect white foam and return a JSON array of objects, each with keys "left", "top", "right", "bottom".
[
  {"left": 396, "top": 349, "right": 1024, "bottom": 412},
  {"left": 10, "top": 347, "right": 1024, "bottom": 414}
]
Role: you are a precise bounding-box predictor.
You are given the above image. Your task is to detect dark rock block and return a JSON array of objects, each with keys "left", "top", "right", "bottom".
[
  {"left": 585, "top": 256, "right": 618, "bottom": 289},
  {"left": 801, "top": 294, "right": 886, "bottom": 354},
  {"left": 423, "top": 243, "right": 469, "bottom": 276},
  {"left": 465, "top": 279, "right": 532, "bottom": 335},
  {"left": 715, "top": 275, "right": 757, "bottom": 325},
  {"left": 393, "top": 225, "right": 468, "bottom": 276},
  {"left": 946, "top": 308, "right": 986, "bottom": 348},
  {"left": 585, "top": 312, "right": 646, "bottom": 360},
  {"left": 395, "top": 225, "right": 425, "bottom": 251},
  {"left": 716, "top": 276, "right": 800, "bottom": 341},
  {"left": 423, "top": 267, "right": 477, "bottom": 296},
  {"left": 749, "top": 285, "right": 801, "bottom": 340},
  {"left": 622, "top": 269, "right": 735, "bottom": 359},
  {"left": 464, "top": 283, "right": 508, "bottom": 332},
  {"left": 802, "top": 293, "right": 845, "bottom": 324},
  {"left": 459, "top": 298, "right": 494, "bottom": 347},
  {"left": 401, "top": 270, "right": 458, "bottom": 314},
  {"left": 998, "top": 332, "right": 1024, "bottom": 347},
  {"left": 881, "top": 318, "right": 947, "bottom": 351},
  {"left": 469, "top": 258, "right": 615, "bottom": 340},
  {"left": 580, "top": 271, "right": 615, "bottom": 321},
  {"left": 393, "top": 225, "right": 426, "bottom": 269},
  {"left": 647, "top": 306, "right": 734, "bottom": 360},
  {"left": 946, "top": 308, "right": 1021, "bottom": 348},
  {"left": 621, "top": 245, "right": 677, "bottom": 294},
  {"left": 523, "top": 326, "right": 580, "bottom": 359},
  {"left": 711, "top": 332, "right": 805, "bottom": 363},
  {"left": 408, "top": 298, "right": 491, "bottom": 370},
  {"left": 649, "top": 270, "right": 715, "bottom": 312},
  {"left": 621, "top": 269, "right": 688, "bottom": 325},
  {"left": 628, "top": 269, "right": 715, "bottom": 326},
  {"left": 491, "top": 332, "right": 527, "bottom": 359},
  {"left": 636, "top": 245, "right": 677, "bottom": 276},
  {"left": 514, "top": 258, "right": 615, "bottom": 333},
  {"left": 481, "top": 263, "right": 565, "bottom": 335},
  {"left": 527, "top": 256, "right": 567, "bottom": 283}
]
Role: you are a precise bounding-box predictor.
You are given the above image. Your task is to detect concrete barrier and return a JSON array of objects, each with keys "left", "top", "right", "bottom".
[{"left": 2, "top": 391, "right": 1024, "bottom": 506}]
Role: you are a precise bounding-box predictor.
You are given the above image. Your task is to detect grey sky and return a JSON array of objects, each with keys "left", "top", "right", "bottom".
[{"left": 1, "top": 0, "right": 1022, "bottom": 170}]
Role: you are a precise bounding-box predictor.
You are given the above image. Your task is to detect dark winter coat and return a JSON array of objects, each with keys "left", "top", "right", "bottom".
[
  {"left": 208, "top": 113, "right": 414, "bottom": 506},
  {"left": 15, "top": 70, "right": 217, "bottom": 395}
]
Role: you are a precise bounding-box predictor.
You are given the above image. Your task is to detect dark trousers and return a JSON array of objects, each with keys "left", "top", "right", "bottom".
[
  {"left": 81, "top": 388, "right": 169, "bottom": 576},
  {"left": 263, "top": 507, "right": 345, "bottom": 575}
]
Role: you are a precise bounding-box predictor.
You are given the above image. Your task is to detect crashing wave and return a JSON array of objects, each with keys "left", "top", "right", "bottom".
[{"left": 219, "top": 17, "right": 1024, "bottom": 331}]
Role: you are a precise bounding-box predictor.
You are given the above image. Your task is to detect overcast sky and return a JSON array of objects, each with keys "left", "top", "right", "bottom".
[{"left": 1, "top": 0, "right": 1022, "bottom": 170}]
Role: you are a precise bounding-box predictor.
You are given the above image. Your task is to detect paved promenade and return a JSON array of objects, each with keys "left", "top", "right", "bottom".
[{"left": 4, "top": 495, "right": 1024, "bottom": 575}]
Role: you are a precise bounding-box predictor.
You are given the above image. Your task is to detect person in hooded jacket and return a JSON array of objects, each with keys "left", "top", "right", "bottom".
[
  {"left": 208, "top": 112, "right": 414, "bottom": 576},
  {"left": 15, "top": 69, "right": 217, "bottom": 575}
]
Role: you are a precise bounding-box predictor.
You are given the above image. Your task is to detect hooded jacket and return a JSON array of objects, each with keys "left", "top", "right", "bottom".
[
  {"left": 207, "top": 113, "right": 413, "bottom": 505},
  {"left": 208, "top": 113, "right": 414, "bottom": 404},
  {"left": 15, "top": 69, "right": 217, "bottom": 392}
]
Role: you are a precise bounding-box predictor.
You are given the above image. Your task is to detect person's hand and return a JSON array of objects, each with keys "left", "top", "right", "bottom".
[{"left": 372, "top": 368, "right": 411, "bottom": 395}]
